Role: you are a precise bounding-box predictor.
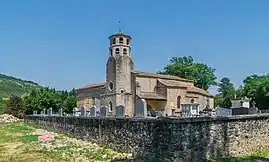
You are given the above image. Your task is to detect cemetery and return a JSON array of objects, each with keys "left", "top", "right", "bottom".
[{"left": 25, "top": 97, "right": 269, "bottom": 161}]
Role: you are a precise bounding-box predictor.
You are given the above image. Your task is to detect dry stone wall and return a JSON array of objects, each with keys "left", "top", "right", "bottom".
[{"left": 24, "top": 114, "right": 269, "bottom": 161}]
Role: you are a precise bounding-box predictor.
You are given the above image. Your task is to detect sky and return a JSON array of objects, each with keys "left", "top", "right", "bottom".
[{"left": 0, "top": 0, "right": 269, "bottom": 94}]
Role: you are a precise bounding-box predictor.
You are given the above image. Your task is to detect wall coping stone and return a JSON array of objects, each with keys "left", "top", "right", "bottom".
[{"left": 27, "top": 113, "right": 269, "bottom": 124}]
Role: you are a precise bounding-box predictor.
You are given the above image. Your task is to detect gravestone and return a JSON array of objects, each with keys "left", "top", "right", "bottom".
[
  {"left": 215, "top": 107, "right": 232, "bottom": 116},
  {"left": 249, "top": 101, "right": 259, "bottom": 114},
  {"left": 81, "top": 106, "right": 87, "bottom": 117},
  {"left": 33, "top": 110, "right": 37, "bottom": 115},
  {"left": 116, "top": 105, "right": 125, "bottom": 118},
  {"left": 73, "top": 107, "right": 78, "bottom": 116},
  {"left": 90, "top": 106, "right": 96, "bottom": 117},
  {"left": 40, "top": 111, "right": 44, "bottom": 115},
  {"left": 134, "top": 98, "right": 147, "bottom": 117},
  {"left": 43, "top": 108, "right": 46, "bottom": 115},
  {"left": 100, "top": 106, "right": 108, "bottom": 117},
  {"left": 59, "top": 108, "right": 63, "bottom": 116},
  {"left": 48, "top": 108, "right": 53, "bottom": 116}
]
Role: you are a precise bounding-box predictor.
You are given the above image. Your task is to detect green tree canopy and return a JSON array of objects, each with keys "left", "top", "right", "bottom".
[
  {"left": 3, "top": 95, "right": 25, "bottom": 118},
  {"left": 159, "top": 56, "right": 217, "bottom": 90},
  {"left": 242, "top": 74, "right": 269, "bottom": 110},
  {"left": 22, "top": 87, "right": 76, "bottom": 114},
  {"left": 215, "top": 77, "right": 236, "bottom": 108}
]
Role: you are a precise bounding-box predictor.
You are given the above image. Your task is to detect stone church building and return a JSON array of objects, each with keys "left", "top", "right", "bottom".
[{"left": 76, "top": 32, "right": 214, "bottom": 116}]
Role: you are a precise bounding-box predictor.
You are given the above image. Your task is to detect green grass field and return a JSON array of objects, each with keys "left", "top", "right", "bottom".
[
  {"left": 0, "top": 121, "right": 132, "bottom": 162},
  {"left": 1, "top": 121, "right": 269, "bottom": 162}
]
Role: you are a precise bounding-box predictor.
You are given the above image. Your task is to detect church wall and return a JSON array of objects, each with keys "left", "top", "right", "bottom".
[
  {"left": 186, "top": 92, "right": 214, "bottom": 110},
  {"left": 100, "top": 94, "right": 116, "bottom": 115},
  {"left": 147, "top": 100, "right": 166, "bottom": 111},
  {"left": 135, "top": 77, "right": 157, "bottom": 92},
  {"left": 76, "top": 87, "right": 105, "bottom": 108},
  {"left": 166, "top": 88, "right": 187, "bottom": 115}
]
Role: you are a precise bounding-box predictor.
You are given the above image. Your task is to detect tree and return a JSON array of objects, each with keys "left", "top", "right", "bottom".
[
  {"left": 159, "top": 56, "right": 217, "bottom": 90},
  {"left": 241, "top": 74, "right": 269, "bottom": 110},
  {"left": 4, "top": 95, "right": 25, "bottom": 118},
  {"left": 215, "top": 77, "right": 235, "bottom": 108},
  {"left": 22, "top": 87, "right": 77, "bottom": 114}
]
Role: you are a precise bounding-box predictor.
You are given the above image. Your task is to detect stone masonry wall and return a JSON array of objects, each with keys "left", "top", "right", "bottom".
[{"left": 24, "top": 114, "right": 269, "bottom": 161}]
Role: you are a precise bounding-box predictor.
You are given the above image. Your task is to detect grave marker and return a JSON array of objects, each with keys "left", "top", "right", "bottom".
[
  {"left": 100, "top": 106, "right": 108, "bottom": 117},
  {"left": 90, "top": 106, "right": 96, "bottom": 117},
  {"left": 81, "top": 106, "right": 87, "bottom": 117},
  {"left": 59, "top": 108, "right": 63, "bottom": 116},
  {"left": 134, "top": 98, "right": 147, "bottom": 117},
  {"left": 116, "top": 105, "right": 125, "bottom": 118},
  {"left": 48, "top": 108, "right": 53, "bottom": 116}
]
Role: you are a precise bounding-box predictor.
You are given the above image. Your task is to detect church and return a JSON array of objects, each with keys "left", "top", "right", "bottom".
[{"left": 76, "top": 31, "right": 214, "bottom": 116}]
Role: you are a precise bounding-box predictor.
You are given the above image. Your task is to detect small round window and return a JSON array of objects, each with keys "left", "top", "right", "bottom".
[
  {"left": 191, "top": 99, "right": 195, "bottom": 103},
  {"left": 109, "top": 82, "right": 113, "bottom": 91}
]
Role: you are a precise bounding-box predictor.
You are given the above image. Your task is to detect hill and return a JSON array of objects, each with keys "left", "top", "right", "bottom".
[{"left": 0, "top": 73, "right": 42, "bottom": 98}]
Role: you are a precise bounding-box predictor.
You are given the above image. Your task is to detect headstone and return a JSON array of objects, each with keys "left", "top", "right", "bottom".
[
  {"left": 48, "top": 108, "right": 53, "bottom": 116},
  {"left": 134, "top": 98, "right": 147, "bottom": 117},
  {"left": 43, "top": 108, "right": 46, "bottom": 115},
  {"left": 249, "top": 107, "right": 258, "bottom": 114},
  {"left": 215, "top": 107, "right": 232, "bottom": 116},
  {"left": 90, "top": 106, "right": 96, "bottom": 117},
  {"left": 59, "top": 108, "right": 63, "bottom": 116},
  {"left": 33, "top": 110, "right": 37, "bottom": 115},
  {"left": 116, "top": 105, "right": 125, "bottom": 118},
  {"left": 40, "top": 111, "right": 44, "bottom": 115},
  {"left": 100, "top": 106, "right": 108, "bottom": 117},
  {"left": 73, "top": 107, "right": 78, "bottom": 116},
  {"left": 81, "top": 106, "right": 87, "bottom": 117}
]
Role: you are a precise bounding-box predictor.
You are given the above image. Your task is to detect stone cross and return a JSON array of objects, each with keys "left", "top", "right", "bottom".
[
  {"left": 252, "top": 101, "right": 256, "bottom": 108},
  {"left": 90, "top": 106, "right": 96, "bottom": 117},
  {"left": 134, "top": 98, "right": 147, "bottom": 117},
  {"left": 116, "top": 105, "right": 125, "bottom": 118},
  {"left": 59, "top": 108, "right": 63, "bottom": 116},
  {"left": 100, "top": 106, "right": 108, "bottom": 117},
  {"left": 81, "top": 106, "right": 87, "bottom": 117}
]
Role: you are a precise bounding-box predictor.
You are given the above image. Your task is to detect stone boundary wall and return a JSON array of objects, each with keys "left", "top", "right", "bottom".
[{"left": 24, "top": 114, "right": 269, "bottom": 161}]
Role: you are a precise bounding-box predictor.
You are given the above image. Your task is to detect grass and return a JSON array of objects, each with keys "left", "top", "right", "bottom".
[
  {"left": 0, "top": 121, "right": 132, "bottom": 162},
  {"left": 1, "top": 121, "right": 269, "bottom": 162},
  {"left": 214, "top": 149, "right": 269, "bottom": 162}
]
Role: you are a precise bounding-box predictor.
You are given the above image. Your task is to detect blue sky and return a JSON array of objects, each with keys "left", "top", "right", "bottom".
[{"left": 0, "top": 0, "right": 269, "bottom": 94}]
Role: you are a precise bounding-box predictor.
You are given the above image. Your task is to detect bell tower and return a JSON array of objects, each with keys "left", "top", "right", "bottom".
[{"left": 102, "top": 31, "right": 134, "bottom": 116}]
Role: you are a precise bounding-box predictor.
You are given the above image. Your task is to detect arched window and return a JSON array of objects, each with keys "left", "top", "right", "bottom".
[
  {"left": 112, "top": 38, "right": 116, "bottom": 44},
  {"left": 110, "top": 48, "right": 113, "bottom": 56},
  {"left": 109, "top": 101, "right": 113, "bottom": 112},
  {"left": 119, "top": 37, "right": 124, "bottom": 44},
  {"left": 120, "top": 88, "right": 125, "bottom": 94},
  {"left": 191, "top": 99, "right": 195, "bottom": 103},
  {"left": 123, "top": 48, "right": 127, "bottom": 55},
  {"left": 126, "top": 39, "right": 129, "bottom": 45},
  {"left": 177, "top": 95, "right": 181, "bottom": 108},
  {"left": 115, "top": 48, "right": 120, "bottom": 54},
  {"left": 109, "top": 82, "right": 113, "bottom": 91}
]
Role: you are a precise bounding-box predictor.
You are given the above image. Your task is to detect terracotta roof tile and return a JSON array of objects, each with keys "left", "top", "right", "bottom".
[
  {"left": 157, "top": 79, "right": 188, "bottom": 88},
  {"left": 77, "top": 82, "right": 105, "bottom": 90},
  {"left": 187, "top": 87, "right": 214, "bottom": 97},
  {"left": 139, "top": 92, "right": 167, "bottom": 100},
  {"left": 133, "top": 71, "right": 193, "bottom": 82}
]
